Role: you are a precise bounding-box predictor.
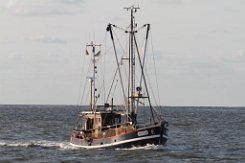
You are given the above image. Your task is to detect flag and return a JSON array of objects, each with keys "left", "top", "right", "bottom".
[{"left": 86, "top": 49, "right": 89, "bottom": 55}]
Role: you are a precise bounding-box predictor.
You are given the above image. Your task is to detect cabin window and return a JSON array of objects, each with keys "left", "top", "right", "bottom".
[{"left": 102, "top": 114, "right": 121, "bottom": 126}]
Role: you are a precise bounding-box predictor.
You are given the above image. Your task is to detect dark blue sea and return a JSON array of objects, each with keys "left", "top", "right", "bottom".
[{"left": 0, "top": 105, "right": 245, "bottom": 163}]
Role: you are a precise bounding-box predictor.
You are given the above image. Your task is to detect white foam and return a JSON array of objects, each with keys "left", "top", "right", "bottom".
[
  {"left": 115, "top": 144, "right": 165, "bottom": 150},
  {"left": 0, "top": 140, "right": 79, "bottom": 150}
]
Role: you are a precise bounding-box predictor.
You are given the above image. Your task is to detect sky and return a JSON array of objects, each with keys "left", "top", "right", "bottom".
[{"left": 0, "top": 0, "right": 245, "bottom": 106}]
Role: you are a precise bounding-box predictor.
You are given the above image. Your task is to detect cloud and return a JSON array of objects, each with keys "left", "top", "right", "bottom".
[
  {"left": 30, "top": 35, "right": 67, "bottom": 44},
  {"left": 2, "top": 0, "right": 85, "bottom": 16}
]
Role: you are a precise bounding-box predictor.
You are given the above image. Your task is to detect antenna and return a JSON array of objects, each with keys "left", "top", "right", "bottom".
[{"left": 123, "top": 5, "right": 140, "bottom": 12}]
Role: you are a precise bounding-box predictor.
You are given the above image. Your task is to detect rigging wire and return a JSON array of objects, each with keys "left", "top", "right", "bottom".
[
  {"left": 77, "top": 46, "right": 87, "bottom": 106},
  {"left": 144, "top": 67, "right": 162, "bottom": 120},
  {"left": 111, "top": 79, "right": 119, "bottom": 101},
  {"left": 106, "top": 68, "right": 118, "bottom": 103},
  {"left": 80, "top": 57, "right": 93, "bottom": 105},
  {"left": 102, "top": 31, "right": 108, "bottom": 104},
  {"left": 97, "top": 30, "right": 127, "bottom": 105},
  {"left": 113, "top": 29, "right": 127, "bottom": 60},
  {"left": 111, "top": 28, "right": 130, "bottom": 106},
  {"left": 101, "top": 30, "right": 126, "bottom": 60},
  {"left": 113, "top": 28, "right": 130, "bottom": 103},
  {"left": 150, "top": 31, "right": 162, "bottom": 108}
]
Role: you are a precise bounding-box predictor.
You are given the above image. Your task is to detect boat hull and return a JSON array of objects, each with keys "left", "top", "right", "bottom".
[{"left": 70, "top": 125, "right": 167, "bottom": 149}]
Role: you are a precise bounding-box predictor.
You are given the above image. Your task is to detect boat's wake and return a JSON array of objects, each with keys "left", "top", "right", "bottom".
[
  {"left": 115, "top": 144, "right": 165, "bottom": 151},
  {"left": 115, "top": 144, "right": 193, "bottom": 151},
  {"left": 1, "top": 140, "right": 180, "bottom": 151},
  {"left": 0, "top": 140, "right": 79, "bottom": 150}
]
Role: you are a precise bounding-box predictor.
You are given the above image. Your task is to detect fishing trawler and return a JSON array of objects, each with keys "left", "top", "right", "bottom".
[{"left": 70, "top": 6, "right": 168, "bottom": 149}]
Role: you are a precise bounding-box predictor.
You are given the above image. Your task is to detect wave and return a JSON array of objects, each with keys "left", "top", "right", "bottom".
[
  {"left": 0, "top": 140, "right": 79, "bottom": 150},
  {"left": 163, "top": 145, "right": 193, "bottom": 151}
]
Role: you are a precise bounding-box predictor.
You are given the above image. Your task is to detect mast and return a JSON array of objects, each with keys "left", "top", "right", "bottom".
[
  {"left": 125, "top": 6, "right": 156, "bottom": 124},
  {"left": 124, "top": 6, "right": 140, "bottom": 115},
  {"left": 86, "top": 42, "right": 101, "bottom": 112}
]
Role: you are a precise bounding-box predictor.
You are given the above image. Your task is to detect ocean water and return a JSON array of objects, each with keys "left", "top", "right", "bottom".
[{"left": 0, "top": 105, "right": 245, "bottom": 163}]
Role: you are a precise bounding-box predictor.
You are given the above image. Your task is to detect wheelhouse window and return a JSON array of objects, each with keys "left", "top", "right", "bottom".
[{"left": 102, "top": 114, "right": 121, "bottom": 126}]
